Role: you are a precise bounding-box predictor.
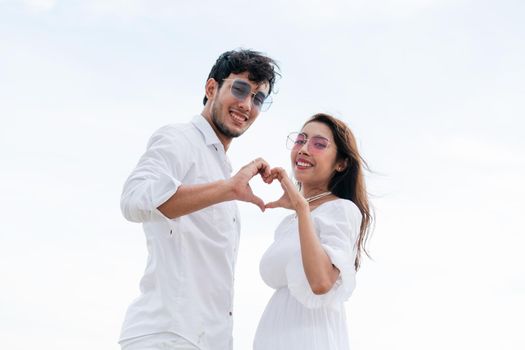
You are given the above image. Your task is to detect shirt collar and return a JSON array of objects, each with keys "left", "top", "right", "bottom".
[{"left": 192, "top": 114, "right": 223, "bottom": 147}]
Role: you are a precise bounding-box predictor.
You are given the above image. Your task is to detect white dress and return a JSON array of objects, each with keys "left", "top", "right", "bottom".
[{"left": 253, "top": 199, "right": 362, "bottom": 350}]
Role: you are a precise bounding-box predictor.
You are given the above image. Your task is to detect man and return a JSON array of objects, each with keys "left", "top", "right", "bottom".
[{"left": 118, "top": 49, "right": 279, "bottom": 350}]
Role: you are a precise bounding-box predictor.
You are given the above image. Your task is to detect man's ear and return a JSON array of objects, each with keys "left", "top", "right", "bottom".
[{"left": 205, "top": 78, "right": 218, "bottom": 103}]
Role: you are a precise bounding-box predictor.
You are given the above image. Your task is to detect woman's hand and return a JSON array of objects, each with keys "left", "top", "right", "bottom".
[{"left": 265, "top": 167, "right": 308, "bottom": 211}]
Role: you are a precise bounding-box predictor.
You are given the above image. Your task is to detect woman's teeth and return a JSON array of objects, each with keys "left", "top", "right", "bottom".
[{"left": 296, "top": 161, "right": 312, "bottom": 167}]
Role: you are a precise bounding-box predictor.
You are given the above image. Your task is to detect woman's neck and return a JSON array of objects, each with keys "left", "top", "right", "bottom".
[{"left": 301, "top": 186, "right": 330, "bottom": 199}]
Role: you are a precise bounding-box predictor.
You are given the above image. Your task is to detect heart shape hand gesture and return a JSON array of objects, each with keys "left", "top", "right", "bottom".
[
  {"left": 264, "top": 167, "right": 308, "bottom": 211},
  {"left": 228, "top": 158, "right": 273, "bottom": 211},
  {"left": 229, "top": 161, "right": 308, "bottom": 213}
]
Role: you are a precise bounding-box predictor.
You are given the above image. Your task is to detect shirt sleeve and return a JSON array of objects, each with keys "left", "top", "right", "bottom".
[
  {"left": 120, "top": 125, "right": 191, "bottom": 223},
  {"left": 285, "top": 201, "right": 362, "bottom": 309}
]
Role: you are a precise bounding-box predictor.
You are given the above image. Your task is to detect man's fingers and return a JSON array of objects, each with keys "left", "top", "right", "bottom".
[
  {"left": 260, "top": 170, "right": 276, "bottom": 184},
  {"left": 245, "top": 158, "right": 271, "bottom": 179},
  {"left": 249, "top": 195, "right": 266, "bottom": 212},
  {"left": 262, "top": 175, "right": 274, "bottom": 184},
  {"left": 256, "top": 159, "right": 271, "bottom": 178}
]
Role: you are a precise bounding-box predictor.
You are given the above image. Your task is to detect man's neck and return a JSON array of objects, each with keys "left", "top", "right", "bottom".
[{"left": 201, "top": 110, "right": 232, "bottom": 152}]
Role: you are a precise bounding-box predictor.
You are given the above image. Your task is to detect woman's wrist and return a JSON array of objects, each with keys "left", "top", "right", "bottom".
[{"left": 295, "top": 201, "right": 310, "bottom": 216}]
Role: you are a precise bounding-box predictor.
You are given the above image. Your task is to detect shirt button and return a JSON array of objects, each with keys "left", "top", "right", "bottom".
[
  {"left": 229, "top": 311, "right": 232, "bottom": 316},
  {"left": 233, "top": 217, "right": 236, "bottom": 223}
]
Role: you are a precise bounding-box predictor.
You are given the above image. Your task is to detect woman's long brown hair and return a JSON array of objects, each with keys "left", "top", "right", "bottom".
[{"left": 304, "top": 113, "right": 373, "bottom": 270}]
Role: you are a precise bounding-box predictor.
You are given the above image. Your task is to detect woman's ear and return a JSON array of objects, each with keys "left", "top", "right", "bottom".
[{"left": 335, "top": 159, "right": 348, "bottom": 172}]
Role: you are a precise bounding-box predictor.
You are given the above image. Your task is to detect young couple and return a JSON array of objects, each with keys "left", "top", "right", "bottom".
[{"left": 118, "top": 49, "right": 372, "bottom": 350}]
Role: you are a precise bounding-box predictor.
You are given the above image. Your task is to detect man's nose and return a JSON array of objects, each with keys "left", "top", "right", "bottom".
[{"left": 237, "top": 93, "right": 253, "bottom": 112}]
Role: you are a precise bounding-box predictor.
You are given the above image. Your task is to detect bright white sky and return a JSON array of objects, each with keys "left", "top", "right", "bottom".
[{"left": 1, "top": 0, "right": 524, "bottom": 349}]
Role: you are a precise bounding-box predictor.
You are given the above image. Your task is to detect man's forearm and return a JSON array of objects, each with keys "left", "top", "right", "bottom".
[{"left": 157, "top": 180, "right": 235, "bottom": 219}]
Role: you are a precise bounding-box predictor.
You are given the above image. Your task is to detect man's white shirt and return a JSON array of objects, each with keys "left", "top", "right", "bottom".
[{"left": 119, "top": 115, "right": 240, "bottom": 350}]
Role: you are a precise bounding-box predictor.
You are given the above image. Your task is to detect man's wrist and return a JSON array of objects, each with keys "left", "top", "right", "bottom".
[{"left": 221, "top": 179, "right": 238, "bottom": 201}]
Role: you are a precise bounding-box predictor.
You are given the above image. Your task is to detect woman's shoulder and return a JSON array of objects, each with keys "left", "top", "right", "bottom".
[
  {"left": 314, "top": 198, "right": 362, "bottom": 220},
  {"left": 313, "top": 199, "right": 362, "bottom": 242}
]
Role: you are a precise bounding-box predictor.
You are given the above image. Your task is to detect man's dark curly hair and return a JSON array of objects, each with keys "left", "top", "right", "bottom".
[{"left": 203, "top": 49, "right": 280, "bottom": 105}]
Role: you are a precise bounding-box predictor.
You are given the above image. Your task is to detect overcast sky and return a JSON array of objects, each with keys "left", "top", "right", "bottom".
[{"left": 1, "top": 0, "right": 524, "bottom": 349}]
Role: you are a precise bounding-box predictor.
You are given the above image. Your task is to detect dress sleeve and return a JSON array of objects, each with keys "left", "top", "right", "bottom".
[
  {"left": 120, "top": 125, "right": 190, "bottom": 223},
  {"left": 285, "top": 201, "right": 362, "bottom": 309}
]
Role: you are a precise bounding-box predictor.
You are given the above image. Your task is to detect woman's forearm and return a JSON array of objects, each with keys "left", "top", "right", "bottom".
[{"left": 296, "top": 206, "right": 340, "bottom": 295}]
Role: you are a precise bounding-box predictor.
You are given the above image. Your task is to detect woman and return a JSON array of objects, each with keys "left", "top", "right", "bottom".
[{"left": 254, "top": 113, "right": 373, "bottom": 350}]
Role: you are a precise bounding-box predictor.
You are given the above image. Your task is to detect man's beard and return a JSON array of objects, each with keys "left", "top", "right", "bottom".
[{"left": 211, "top": 104, "right": 244, "bottom": 138}]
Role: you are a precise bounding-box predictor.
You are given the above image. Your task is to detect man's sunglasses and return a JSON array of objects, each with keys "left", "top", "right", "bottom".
[
  {"left": 222, "top": 78, "right": 272, "bottom": 112},
  {"left": 286, "top": 132, "right": 331, "bottom": 153}
]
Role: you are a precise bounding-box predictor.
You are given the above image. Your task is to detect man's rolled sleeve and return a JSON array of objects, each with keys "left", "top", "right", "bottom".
[{"left": 120, "top": 125, "right": 189, "bottom": 223}]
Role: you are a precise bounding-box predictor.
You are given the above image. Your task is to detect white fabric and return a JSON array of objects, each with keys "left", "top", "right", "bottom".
[
  {"left": 254, "top": 199, "right": 362, "bottom": 350},
  {"left": 121, "top": 333, "right": 199, "bottom": 350},
  {"left": 119, "top": 115, "right": 240, "bottom": 350}
]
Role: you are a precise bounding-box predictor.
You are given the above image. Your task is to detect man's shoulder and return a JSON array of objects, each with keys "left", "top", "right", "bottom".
[
  {"left": 149, "top": 120, "right": 202, "bottom": 145},
  {"left": 155, "top": 121, "right": 196, "bottom": 137}
]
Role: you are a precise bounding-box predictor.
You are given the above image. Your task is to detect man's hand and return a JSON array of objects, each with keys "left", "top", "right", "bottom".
[{"left": 228, "top": 158, "right": 272, "bottom": 211}]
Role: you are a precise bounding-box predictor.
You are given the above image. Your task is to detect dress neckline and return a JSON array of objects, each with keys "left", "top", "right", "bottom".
[
  {"left": 291, "top": 198, "right": 345, "bottom": 219},
  {"left": 310, "top": 197, "right": 343, "bottom": 213}
]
